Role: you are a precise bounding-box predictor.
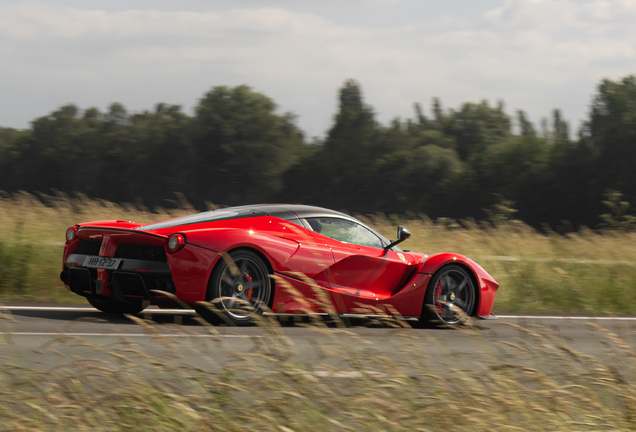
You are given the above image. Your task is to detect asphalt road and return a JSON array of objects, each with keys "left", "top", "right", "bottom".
[{"left": 2, "top": 304, "right": 636, "bottom": 374}]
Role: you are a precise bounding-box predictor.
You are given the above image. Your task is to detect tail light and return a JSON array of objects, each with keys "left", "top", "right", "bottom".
[
  {"left": 167, "top": 233, "right": 186, "bottom": 254},
  {"left": 66, "top": 226, "right": 78, "bottom": 242}
]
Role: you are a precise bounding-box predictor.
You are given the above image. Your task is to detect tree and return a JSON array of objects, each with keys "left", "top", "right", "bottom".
[
  {"left": 588, "top": 76, "right": 636, "bottom": 204},
  {"left": 283, "top": 79, "right": 385, "bottom": 211},
  {"left": 127, "top": 104, "right": 193, "bottom": 206},
  {"left": 516, "top": 110, "right": 536, "bottom": 138},
  {"left": 192, "top": 85, "right": 305, "bottom": 205},
  {"left": 443, "top": 100, "right": 511, "bottom": 161}
]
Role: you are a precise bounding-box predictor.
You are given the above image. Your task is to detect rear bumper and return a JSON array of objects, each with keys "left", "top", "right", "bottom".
[
  {"left": 65, "top": 253, "right": 171, "bottom": 274},
  {"left": 61, "top": 253, "right": 174, "bottom": 302},
  {"left": 61, "top": 243, "right": 221, "bottom": 304}
]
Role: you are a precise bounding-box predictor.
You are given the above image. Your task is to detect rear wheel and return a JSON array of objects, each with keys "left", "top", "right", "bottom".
[
  {"left": 87, "top": 297, "right": 146, "bottom": 315},
  {"left": 207, "top": 250, "right": 272, "bottom": 326},
  {"left": 422, "top": 265, "right": 476, "bottom": 325}
]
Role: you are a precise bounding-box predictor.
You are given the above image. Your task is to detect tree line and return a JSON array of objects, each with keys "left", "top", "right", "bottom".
[{"left": 1, "top": 76, "right": 635, "bottom": 228}]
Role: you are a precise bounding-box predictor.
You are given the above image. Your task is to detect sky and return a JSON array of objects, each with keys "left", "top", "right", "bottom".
[{"left": 1, "top": 0, "right": 635, "bottom": 138}]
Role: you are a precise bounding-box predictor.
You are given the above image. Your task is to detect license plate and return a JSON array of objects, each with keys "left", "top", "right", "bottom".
[{"left": 83, "top": 256, "right": 121, "bottom": 269}]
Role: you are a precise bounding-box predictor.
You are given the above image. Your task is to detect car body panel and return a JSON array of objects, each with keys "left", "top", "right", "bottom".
[
  {"left": 167, "top": 244, "right": 219, "bottom": 303},
  {"left": 271, "top": 273, "right": 344, "bottom": 314},
  {"left": 61, "top": 205, "right": 499, "bottom": 318},
  {"left": 326, "top": 241, "right": 420, "bottom": 299}
]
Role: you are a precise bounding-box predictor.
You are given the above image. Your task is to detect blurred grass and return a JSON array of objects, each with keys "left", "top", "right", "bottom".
[
  {"left": 364, "top": 214, "right": 636, "bottom": 314},
  {"left": 2, "top": 305, "right": 636, "bottom": 431},
  {"left": 0, "top": 191, "right": 191, "bottom": 304},
  {"left": 1, "top": 191, "right": 636, "bottom": 313}
]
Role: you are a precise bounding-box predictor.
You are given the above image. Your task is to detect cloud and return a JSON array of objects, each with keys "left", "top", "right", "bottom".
[
  {"left": 483, "top": 0, "right": 636, "bottom": 34},
  {"left": 0, "top": 3, "right": 443, "bottom": 133},
  {"left": 475, "top": 0, "right": 636, "bottom": 85},
  {"left": 0, "top": 1, "right": 634, "bottom": 135},
  {"left": 483, "top": 0, "right": 582, "bottom": 31}
]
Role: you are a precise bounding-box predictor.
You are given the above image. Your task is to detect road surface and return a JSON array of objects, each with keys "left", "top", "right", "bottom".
[{"left": 1, "top": 304, "right": 635, "bottom": 374}]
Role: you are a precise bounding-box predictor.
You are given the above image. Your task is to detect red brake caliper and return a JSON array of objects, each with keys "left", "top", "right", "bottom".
[
  {"left": 244, "top": 271, "right": 253, "bottom": 301},
  {"left": 434, "top": 280, "right": 443, "bottom": 313}
]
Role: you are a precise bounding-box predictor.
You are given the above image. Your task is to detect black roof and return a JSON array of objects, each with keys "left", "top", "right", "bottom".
[
  {"left": 138, "top": 204, "right": 358, "bottom": 231},
  {"left": 237, "top": 204, "right": 353, "bottom": 220}
]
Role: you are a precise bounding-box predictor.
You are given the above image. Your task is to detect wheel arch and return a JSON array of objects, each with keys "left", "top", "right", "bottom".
[
  {"left": 424, "top": 261, "right": 480, "bottom": 316},
  {"left": 206, "top": 246, "right": 276, "bottom": 308},
  {"left": 447, "top": 262, "right": 480, "bottom": 316}
]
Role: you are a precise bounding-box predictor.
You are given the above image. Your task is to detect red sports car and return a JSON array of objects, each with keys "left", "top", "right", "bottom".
[{"left": 61, "top": 204, "right": 499, "bottom": 325}]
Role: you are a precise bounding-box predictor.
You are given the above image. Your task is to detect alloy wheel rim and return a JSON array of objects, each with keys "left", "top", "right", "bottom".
[
  {"left": 218, "top": 257, "right": 270, "bottom": 319},
  {"left": 433, "top": 269, "right": 474, "bottom": 323}
]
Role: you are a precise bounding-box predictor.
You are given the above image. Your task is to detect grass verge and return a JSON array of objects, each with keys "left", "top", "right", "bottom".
[
  {"left": 2, "top": 306, "right": 636, "bottom": 431},
  {"left": 1, "top": 191, "right": 636, "bottom": 313}
]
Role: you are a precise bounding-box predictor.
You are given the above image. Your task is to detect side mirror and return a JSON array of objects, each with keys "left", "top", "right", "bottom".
[
  {"left": 384, "top": 226, "right": 411, "bottom": 249},
  {"left": 397, "top": 226, "right": 411, "bottom": 241}
]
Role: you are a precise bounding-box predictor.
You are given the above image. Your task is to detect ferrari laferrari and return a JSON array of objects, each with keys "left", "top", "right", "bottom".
[{"left": 61, "top": 204, "right": 499, "bottom": 325}]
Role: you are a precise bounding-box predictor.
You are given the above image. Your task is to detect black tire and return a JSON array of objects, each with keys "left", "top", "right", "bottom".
[
  {"left": 87, "top": 297, "right": 146, "bottom": 315},
  {"left": 207, "top": 250, "right": 272, "bottom": 326},
  {"left": 422, "top": 265, "right": 476, "bottom": 325}
]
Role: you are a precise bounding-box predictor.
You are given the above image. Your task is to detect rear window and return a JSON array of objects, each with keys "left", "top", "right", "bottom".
[{"left": 137, "top": 209, "right": 266, "bottom": 231}]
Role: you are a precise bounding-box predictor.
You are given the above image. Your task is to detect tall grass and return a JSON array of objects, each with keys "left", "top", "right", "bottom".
[
  {"left": 364, "top": 214, "right": 636, "bottom": 314},
  {"left": 2, "top": 306, "right": 636, "bottom": 431},
  {"left": 1, "top": 191, "right": 636, "bottom": 313},
  {"left": 0, "top": 191, "right": 191, "bottom": 303}
]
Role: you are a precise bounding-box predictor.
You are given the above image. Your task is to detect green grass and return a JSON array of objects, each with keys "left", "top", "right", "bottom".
[{"left": 2, "top": 191, "right": 636, "bottom": 313}]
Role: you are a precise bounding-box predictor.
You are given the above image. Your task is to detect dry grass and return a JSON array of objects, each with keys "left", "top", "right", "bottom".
[
  {"left": 0, "top": 191, "right": 192, "bottom": 303},
  {"left": 1, "top": 191, "right": 636, "bottom": 313},
  {"left": 2, "top": 305, "right": 636, "bottom": 431},
  {"left": 362, "top": 214, "right": 636, "bottom": 314},
  {"left": 2, "top": 195, "right": 636, "bottom": 431}
]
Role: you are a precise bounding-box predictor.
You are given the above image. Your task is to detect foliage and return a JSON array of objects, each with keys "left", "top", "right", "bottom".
[
  {"left": 0, "top": 86, "right": 305, "bottom": 210},
  {"left": 486, "top": 193, "right": 519, "bottom": 224},
  {"left": 191, "top": 86, "right": 305, "bottom": 205},
  {"left": 1, "top": 77, "right": 636, "bottom": 227},
  {"left": 589, "top": 76, "right": 636, "bottom": 203},
  {"left": 600, "top": 190, "right": 636, "bottom": 232}
]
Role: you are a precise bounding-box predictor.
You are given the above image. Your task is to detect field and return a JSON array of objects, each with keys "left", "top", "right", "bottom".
[
  {"left": 2, "top": 192, "right": 636, "bottom": 431},
  {"left": 1, "top": 191, "right": 636, "bottom": 313}
]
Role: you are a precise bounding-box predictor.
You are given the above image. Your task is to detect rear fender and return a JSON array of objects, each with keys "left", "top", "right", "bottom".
[
  {"left": 167, "top": 244, "right": 219, "bottom": 303},
  {"left": 184, "top": 228, "right": 302, "bottom": 273}
]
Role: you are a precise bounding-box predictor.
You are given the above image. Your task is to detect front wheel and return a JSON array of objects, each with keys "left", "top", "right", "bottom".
[
  {"left": 87, "top": 297, "right": 146, "bottom": 315},
  {"left": 422, "top": 265, "right": 476, "bottom": 325},
  {"left": 207, "top": 250, "right": 272, "bottom": 326}
]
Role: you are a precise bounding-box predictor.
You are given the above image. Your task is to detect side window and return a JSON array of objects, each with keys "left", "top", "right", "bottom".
[{"left": 306, "top": 218, "right": 384, "bottom": 249}]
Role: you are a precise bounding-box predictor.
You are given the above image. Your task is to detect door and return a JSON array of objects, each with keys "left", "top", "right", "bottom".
[
  {"left": 268, "top": 218, "right": 343, "bottom": 313},
  {"left": 304, "top": 217, "right": 415, "bottom": 305}
]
